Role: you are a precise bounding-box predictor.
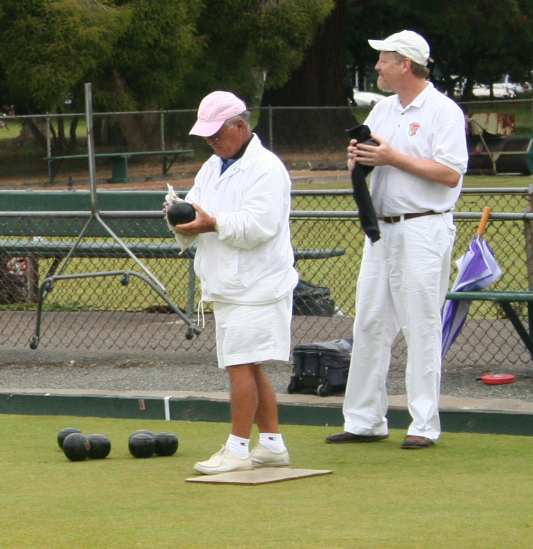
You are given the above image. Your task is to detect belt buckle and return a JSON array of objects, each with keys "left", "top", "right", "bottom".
[{"left": 391, "top": 214, "right": 404, "bottom": 224}]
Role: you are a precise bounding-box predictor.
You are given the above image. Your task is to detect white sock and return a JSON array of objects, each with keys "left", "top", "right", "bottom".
[
  {"left": 226, "top": 435, "right": 250, "bottom": 458},
  {"left": 259, "top": 433, "right": 286, "bottom": 453}
]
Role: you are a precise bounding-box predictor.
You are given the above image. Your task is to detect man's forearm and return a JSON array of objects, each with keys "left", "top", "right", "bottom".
[{"left": 388, "top": 151, "right": 461, "bottom": 188}]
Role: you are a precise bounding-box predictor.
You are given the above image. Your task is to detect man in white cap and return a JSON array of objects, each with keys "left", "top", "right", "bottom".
[
  {"left": 327, "top": 31, "right": 468, "bottom": 449},
  {"left": 164, "top": 91, "right": 298, "bottom": 474}
]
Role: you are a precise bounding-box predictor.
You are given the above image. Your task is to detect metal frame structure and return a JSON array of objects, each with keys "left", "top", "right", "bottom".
[{"left": 29, "top": 84, "right": 201, "bottom": 349}]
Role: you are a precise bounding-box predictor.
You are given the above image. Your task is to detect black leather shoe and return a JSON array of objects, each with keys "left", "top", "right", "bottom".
[
  {"left": 401, "top": 436, "right": 435, "bottom": 449},
  {"left": 325, "top": 432, "right": 389, "bottom": 443}
]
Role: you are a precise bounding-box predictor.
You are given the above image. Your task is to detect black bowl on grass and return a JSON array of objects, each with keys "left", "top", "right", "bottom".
[
  {"left": 58, "top": 427, "right": 83, "bottom": 449},
  {"left": 129, "top": 430, "right": 154, "bottom": 438},
  {"left": 63, "top": 433, "right": 90, "bottom": 462},
  {"left": 128, "top": 433, "right": 155, "bottom": 458},
  {"left": 154, "top": 432, "right": 179, "bottom": 457},
  {"left": 87, "top": 434, "right": 111, "bottom": 459}
]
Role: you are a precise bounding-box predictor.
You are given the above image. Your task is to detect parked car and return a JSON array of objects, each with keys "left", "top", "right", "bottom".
[
  {"left": 473, "top": 84, "right": 516, "bottom": 99},
  {"left": 352, "top": 90, "right": 387, "bottom": 107}
]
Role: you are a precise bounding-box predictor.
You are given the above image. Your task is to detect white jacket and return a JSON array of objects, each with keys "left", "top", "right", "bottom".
[{"left": 176, "top": 134, "right": 298, "bottom": 304}]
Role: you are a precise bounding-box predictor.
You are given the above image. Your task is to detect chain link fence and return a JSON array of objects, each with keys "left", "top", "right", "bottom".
[
  {"left": 0, "top": 107, "right": 363, "bottom": 187},
  {"left": 2, "top": 189, "right": 533, "bottom": 370},
  {"left": 2, "top": 101, "right": 533, "bottom": 368},
  {"left": 2, "top": 99, "right": 532, "bottom": 188}
]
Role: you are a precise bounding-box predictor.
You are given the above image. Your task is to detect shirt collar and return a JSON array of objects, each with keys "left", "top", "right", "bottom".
[
  {"left": 395, "top": 81, "right": 434, "bottom": 111},
  {"left": 220, "top": 135, "right": 253, "bottom": 173}
]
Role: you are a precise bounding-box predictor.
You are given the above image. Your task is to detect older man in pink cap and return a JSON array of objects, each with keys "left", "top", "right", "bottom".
[{"left": 164, "top": 91, "right": 298, "bottom": 474}]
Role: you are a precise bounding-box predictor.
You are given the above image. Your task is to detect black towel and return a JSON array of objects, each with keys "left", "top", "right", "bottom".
[{"left": 346, "top": 124, "right": 381, "bottom": 243}]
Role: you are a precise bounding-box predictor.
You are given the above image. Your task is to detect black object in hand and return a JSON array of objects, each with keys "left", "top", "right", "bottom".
[
  {"left": 166, "top": 202, "right": 196, "bottom": 225},
  {"left": 345, "top": 124, "right": 381, "bottom": 244}
]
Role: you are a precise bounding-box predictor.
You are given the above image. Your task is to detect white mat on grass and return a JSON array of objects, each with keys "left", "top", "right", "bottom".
[{"left": 186, "top": 467, "right": 333, "bottom": 485}]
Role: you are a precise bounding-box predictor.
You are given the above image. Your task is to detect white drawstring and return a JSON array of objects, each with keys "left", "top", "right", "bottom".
[{"left": 197, "top": 300, "right": 205, "bottom": 329}]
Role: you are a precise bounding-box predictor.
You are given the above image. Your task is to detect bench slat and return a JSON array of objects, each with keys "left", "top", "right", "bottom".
[
  {"left": 446, "top": 290, "right": 533, "bottom": 302},
  {"left": 43, "top": 150, "right": 194, "bottom": 161},
  {"left": 0, "top": 239, "right": 344, "bottom": 262}
]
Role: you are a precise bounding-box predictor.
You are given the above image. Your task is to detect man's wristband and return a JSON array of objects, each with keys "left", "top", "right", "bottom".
[{"left": 213, "top": 219, "right": 218, "bottom": 232}]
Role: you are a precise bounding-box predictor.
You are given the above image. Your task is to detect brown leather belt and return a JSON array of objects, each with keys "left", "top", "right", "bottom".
[{"left": 378, "top": 210, "right": 449, "bottom": 224}]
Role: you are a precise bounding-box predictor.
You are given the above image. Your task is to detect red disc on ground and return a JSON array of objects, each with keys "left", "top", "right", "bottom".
[{"left": 481, "top": 374, "right": 516, "bottom": 385}]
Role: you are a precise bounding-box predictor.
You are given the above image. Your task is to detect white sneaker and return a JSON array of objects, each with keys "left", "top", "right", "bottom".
[
  {"left": 250, "top": 443, "right": 290, "bottom": 469},
  {"left": 193, "top": 446, "right": 252, "bottom": 475}
]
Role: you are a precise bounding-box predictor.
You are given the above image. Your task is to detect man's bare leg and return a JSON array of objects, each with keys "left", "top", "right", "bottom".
[
  {"left": 253, "top": 364, "right": 280, "bottom": 433},
  {"left": 192, "top": 362, "right": 288, "bottom": 473},
  {"left": 226, "top": 363, "right": 280, "bottom": 436},
  {"left": 227, "top": 363, "right": 258, "bottom": 438}
]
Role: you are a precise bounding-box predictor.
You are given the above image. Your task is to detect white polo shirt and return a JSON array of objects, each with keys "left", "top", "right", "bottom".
[{"left": 364, "top": 82, "right": 468, "bottom": 217}]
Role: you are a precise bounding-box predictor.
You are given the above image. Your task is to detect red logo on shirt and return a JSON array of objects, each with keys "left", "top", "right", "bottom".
[{"left": 408, "top": 123, "right": 421, "bottom": 136}]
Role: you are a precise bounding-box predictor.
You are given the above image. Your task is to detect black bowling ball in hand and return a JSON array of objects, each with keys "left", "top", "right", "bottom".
[{"left": 166, "top": 202, "right": 196, "bottom": 226}]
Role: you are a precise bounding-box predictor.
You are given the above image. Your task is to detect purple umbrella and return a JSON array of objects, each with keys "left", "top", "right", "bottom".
[{"left": 442, "top": 207, "right": 502, "bottom": 359}]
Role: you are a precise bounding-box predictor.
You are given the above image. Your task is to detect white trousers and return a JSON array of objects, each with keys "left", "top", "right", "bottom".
[{"left": 343, "top": 213, "right": 456, "bottom": 440}]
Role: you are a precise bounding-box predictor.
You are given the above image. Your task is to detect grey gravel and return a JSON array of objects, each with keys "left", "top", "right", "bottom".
[{"left": 1, "top": 346, "right": 532, "bottom": 402}]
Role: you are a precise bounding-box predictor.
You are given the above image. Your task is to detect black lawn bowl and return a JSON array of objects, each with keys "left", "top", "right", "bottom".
[
  {"left": 128, "top": 433, "right": 155, "bottom": 458},
  {"left": 154, "top": 432, "right": 179, "bottom": 457},
  {"left": 57, "top": 427, "right": 83, "bottom": 449},
  {"left": 63, "top": 433, "right": 91, "bottom": 462},
  {"left": 166, "top": 202, "right": 196, "bottom": 226},
  {"left": 130, "top": 430, "right": 154, "bottom": 438},
  {"left": 87, "top": 434, "right": 111, "bottom": 459}
]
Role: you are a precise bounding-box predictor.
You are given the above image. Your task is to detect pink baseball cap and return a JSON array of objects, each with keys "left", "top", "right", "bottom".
[{"left": 189, "top": 91, "right": 247, "bottom": 137}]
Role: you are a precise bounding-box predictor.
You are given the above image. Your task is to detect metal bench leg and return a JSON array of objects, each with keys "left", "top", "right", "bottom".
[
  {"left": 498, "top": 301, "right": 533, "bottom": 359},
  {"left": 108, "top": 156, "right": 129, "bottom": 183},
  {"left": 47, "top": 160, "right": 58, "bottom": 183},
  {"left": 162, "top": 153, "right": 178, "bottom": 175}
]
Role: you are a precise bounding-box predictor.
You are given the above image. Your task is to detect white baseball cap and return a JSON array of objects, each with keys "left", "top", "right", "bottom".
[
  {"left": 189, "top": 91, "right": 247, "bottom": 137},
  {"left": 368, "top": 30, "right": 432, "bottom": 66}
]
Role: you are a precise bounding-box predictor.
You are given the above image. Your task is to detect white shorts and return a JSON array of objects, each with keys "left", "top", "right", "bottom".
[{"left": 213, "top": 293, "right": 293, "bottom": 369}]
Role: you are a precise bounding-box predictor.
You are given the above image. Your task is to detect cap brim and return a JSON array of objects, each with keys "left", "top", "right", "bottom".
[
  {"left": 368, "top": 39, "right": 394, "bottom": 52},
  {"left": 189, "top": 119, "right": 225, "bottom": 137}
]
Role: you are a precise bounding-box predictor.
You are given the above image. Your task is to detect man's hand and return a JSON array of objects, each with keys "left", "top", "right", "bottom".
[
  {"left": 352, "top": 134, "right": 397, "bottom": 167},
  {"left": 348, "top": 133, "right": 461, "bottom": 187},
  {"left": 173, "top": 203, "right": 216, "bottom": 236},
  {"left": 347, "top": 139, "right": 358, "bottom": 172}
]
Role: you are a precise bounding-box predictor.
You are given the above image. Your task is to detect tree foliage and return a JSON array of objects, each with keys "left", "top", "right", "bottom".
[
  {"left": 0, "top": 0, "right": 334, "bottom": 113},
  {"left": 0, "top": 0, "right": 128, "bottom": 112},
  {"left": 99, "top": 0, "right": 205, "bottom": 111},
  {"left": 346, "top": 0, "right": 533, "bottom": 100},
  {"left": 2, "top": 0, "right": 533, "bottom": 129},
  {"left": 183, "top": 0, "right": 335, "bottom": 107}
]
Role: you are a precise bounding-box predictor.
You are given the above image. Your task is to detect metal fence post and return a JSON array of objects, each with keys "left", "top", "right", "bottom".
[
  {"left": 268, "top": 106, "right": 273, "bottom": 152},
  {"left": 46, "top": 115, "right": 52, "bottom": 182},
  {"left": 525, "top": 184, "right": 533, "bottom": 290},
  {"left": 160, "top": 110, "right": 166, "bottom": 151}
]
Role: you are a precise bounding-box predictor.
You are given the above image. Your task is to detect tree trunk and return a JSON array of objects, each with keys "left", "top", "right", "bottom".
[
  {"left": 256, "top": 0, "right": 357, "bottom": 147},
  {"left": 69, "top": 117, "right": 80, "bottom": 149}
]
